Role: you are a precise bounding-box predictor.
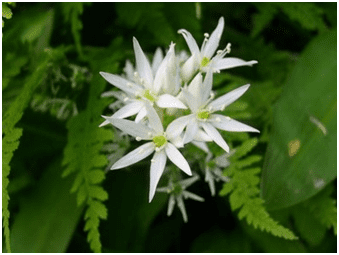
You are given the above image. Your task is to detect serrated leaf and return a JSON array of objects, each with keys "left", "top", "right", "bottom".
[
  {"left": 262, "top": 30, "right": 337, "bottom": 210},
  {"left": 88, "top": 170, "right": 106, "bottom": 184},
  {"left": 88, "top": 185, "right": 109, "bottom": 201},
  {"left": 76, "top": 185, "right": 87, "bottom": 206},
  {"left": 70, "top": 173, "right": 83, "bottom": 193},
  {"left": 232, "top": 137, "right": 258, "bottom": 160},
  {"left": 278, "top": 2, "right": 327, "bottom": 32}
]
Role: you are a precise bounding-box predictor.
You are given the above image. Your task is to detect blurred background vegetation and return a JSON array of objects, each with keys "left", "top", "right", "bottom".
[{"left": 2, "top": 2, "right": 337, "bottom": 253}]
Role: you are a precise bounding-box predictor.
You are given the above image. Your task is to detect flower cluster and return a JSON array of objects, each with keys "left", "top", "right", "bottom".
[{"left": 100, "top": 17, "right": 259, "bottom": 219}]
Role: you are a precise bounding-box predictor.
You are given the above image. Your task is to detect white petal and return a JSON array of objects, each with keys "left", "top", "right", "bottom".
[
  {"left": 170, "top": 135, "right": 184, "bottom": 148},
  {"left": 201, "top": 122, "right": 229, "bottom": 153},
  {"left": 156, "top": 94, "right": 187, "bottom": 109},
  {"left": 182, "top": 88, "right": 199, "bottom": 113},
  {"left": 191, "top": 141, "right": 210, "bottom": 153},
  {"left": 111, "top": 142, "right": 155, "bottom": 170},
  {"left": 167, "top": 195, "right": 176, "bottom": 216},
  {"left": 201, "top": 69, "right": 213, "bottom": 104},
  {"left": 202, "top": 17, "right": 224, "bottom": 59},
  {"left": 183, "top": 118, "right": 199, "bottom": 144},
  {"left": 133, "top": 37, "right": 154, "bottom": 89},
  {"left": 177, "top": 29, "right": 200, "bottom": 56},
  {"left": 99, "top": 119, "right": 110, "bottom": 127},
  {"left": 153, "top": 43, "right": 177, "bottom": 95},
  {"left": 187, "top": 73, "right": 203, "bottom": 106},
  {"left": 180, "top": 55, "right": 199, "bottom": 83},
  {"left": 208, "top": 84, "right": 250, "bottom": 112},
  {"left": 100, "top": 72, "right": 142, "bottom": 95},
  {"left": 145, "top": 103, "right": 164, "bottom": 134},
  {"left": 183, "top": 190, "right": 205, "bottom": 202},
  {"left": 215, "top": 57, "right": 258, "bottom": 70},
  {"left": 123, "top": 59, "right": 135, "bottom": 81},
  {"left": 135, "top": 106, "right": 147, "bottom": 123},
  {"left": 112, "top": 101, "right": 144, "bottom": 119},
  {"left": 176, "top": 196, "right": 188, "bottom": 222},
  {"left": 194, "top": 129, "right": 213, "bottom": 142},
  {"left": 210, "top": 114, "right": 260, "bottom": 133},
  {"left": 166, "top": 115, "right": 192, "bottom": 140},
  {"left": 103, "top": 117, "right": 153, "bottom": 139},
  {"left": 152, "top": 47, "right": 164, "bottom": 74},
  {"left": 149, "top": 150, "right": 167, "bottom": 202},
  {"left": 165, "top": 143, "right": 192, "bottom": 176}
]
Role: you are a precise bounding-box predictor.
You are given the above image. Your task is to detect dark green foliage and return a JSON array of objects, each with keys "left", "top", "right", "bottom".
[
  {"left": 2, "top": 49, "right": 64, "bottom": 253},
  {"left": 220, "top": 138, "right": 297, "bottom": 240},
  {"left": 2, "top": 2, "right": 336, "bottom": 253}
]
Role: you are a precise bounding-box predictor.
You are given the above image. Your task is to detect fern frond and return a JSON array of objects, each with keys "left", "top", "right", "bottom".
[
  {"left": 2, "top": 50, "right": 61, "bottom": 253},
  {"left": 62, "top": 58, "right": 114, "bottom": 252},
  {"left": 61, "top": 3, "right": 89, "bottom": 57},
  {"left": 303, "top": 185, "right": 337, "bottom": 235},
  {"left": 220, "top": 139, "right": 298, "bottom": 240}
]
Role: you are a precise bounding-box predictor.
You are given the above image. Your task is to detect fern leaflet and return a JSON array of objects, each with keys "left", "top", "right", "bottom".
[
  {"left": 219, "top": 138, "right": 298, "bottom": 240},
  {"left": 2, "top": 50, "right": 62, "bottom": 253},
  {"left": 61, "top": 49, "right": 119, "bottom": 252},
  {"left": 61, "top": 3, "right": 89, "bottom": 58}
]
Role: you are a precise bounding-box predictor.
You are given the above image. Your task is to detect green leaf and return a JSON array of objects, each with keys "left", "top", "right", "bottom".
[
  {"left": 61, "top": 3, "right": 89, "bottom": 58},
  {"left": 2, "top": 49, "right": 63, "bottom": 253},
  {"left": 261, "top": 30, "right": 337, "bottom": 210},
  {"left": 251, "top": 3, "right": 278, "bottom": 37},
  {"left": 10, "top": 159, "right": 84, "bottom": 253},
  {"left": 278, "top": 2, "right": 327, "bottom": 32}
]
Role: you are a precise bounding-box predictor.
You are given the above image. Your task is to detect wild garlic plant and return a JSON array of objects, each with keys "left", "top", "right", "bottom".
[{"left": 100, "top": 17, "right": 259, "bottom": 221}]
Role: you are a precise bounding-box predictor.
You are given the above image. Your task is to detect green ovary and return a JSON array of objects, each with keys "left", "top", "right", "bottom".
[
  {"left": 153, "top": 135, "right": 167, "bottom": 148},
  {"left": 201, "top": 57, "right": 210, "bottom": 67},
  {"left": 197, "top": 110, "right": 210, "bottom": 120},
  {"left": 143, "top": 89, "right": 156, "bottom": 102}
]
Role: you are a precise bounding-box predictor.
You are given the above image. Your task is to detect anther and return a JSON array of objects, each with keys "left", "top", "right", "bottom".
[
  {"left": 136, "top": 137, "right": 142, "bottom": 141},
  {"left": 204, "top": 33, "right": 209, "bottom": 38},
  {"left": 226, "top": 43, "right": 231, "bottom": 53}
]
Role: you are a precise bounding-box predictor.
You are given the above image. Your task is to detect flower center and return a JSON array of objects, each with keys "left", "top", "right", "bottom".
[
  {"left": 153, "top": 135, "right": 167, "bottom": 148},
  {"left": 197, "top": 110, "right": 210, "bottom": 120},
  {"left": 143, "top": 89, "right": 156, "bottom": 102},
  {"left": 201, "top": 57, "right": 210, "bottom": 67}
]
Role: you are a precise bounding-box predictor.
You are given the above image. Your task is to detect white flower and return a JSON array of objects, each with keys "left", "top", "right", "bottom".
[
  {"left": 178, "top": 17, "right": 258, "bottom": 82},
  {"left": 205, "top": 152, "right": 233, "bottom": 196},
  {"left": 102, "top": 105, "right": 192, "bottom": 202},
  {"left": 99, "top": 38, "right": 186, "bottom": 126},
  {"left": 157, "top": 175, "right": 204, "bottom": 222},
  {"left": 167, "top": 71, "right": 259, "bottom": 153}
]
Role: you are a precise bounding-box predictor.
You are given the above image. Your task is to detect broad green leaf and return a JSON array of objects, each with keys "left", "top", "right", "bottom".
[
  {"left": 10, "top": 159, "right": 84, "bottom": 253},
  {"left": 261, "top": 30, "right": 337, "bottom": 210}
]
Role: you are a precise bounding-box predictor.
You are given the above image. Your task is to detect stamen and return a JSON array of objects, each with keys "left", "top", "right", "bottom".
[
  {"left": 204, "top": 33, "right": 209, "bottom": 38},
  {"left": 136, "top": 136, "right": 142, "bottom": 141},
  {"left": 123, "top": 97, "right": 129, "bottom": 102},
  {"left": 225, "top": 116, "right": 231, "bottom": 121}
]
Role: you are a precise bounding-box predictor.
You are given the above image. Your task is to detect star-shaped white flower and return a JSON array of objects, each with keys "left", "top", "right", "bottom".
[
  {"left": 100, "top": 38, "right": 186, "bottom": 126},
  {"left": 157, "top": 175, "right": 204, "bottom": 222},
  {"left": 102, "top": 105, "right": 192, "bottom": 202},
  {"left": 178, "top": 17, "right": 258, "bottom": 82},
  {"left": 167, "top": 71, "right": 259, "bottom": 153}
]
